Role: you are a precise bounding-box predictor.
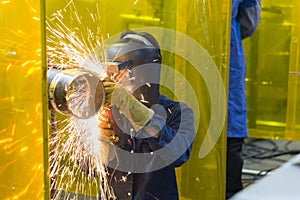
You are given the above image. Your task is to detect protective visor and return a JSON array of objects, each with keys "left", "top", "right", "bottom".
[{"left": 101, "top": 60, "right": 132, "bottom": 74}]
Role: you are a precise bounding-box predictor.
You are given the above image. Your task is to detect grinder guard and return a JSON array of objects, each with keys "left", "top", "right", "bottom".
[{"left": 48, "top": 68, "right": 105, "bottom": 119}]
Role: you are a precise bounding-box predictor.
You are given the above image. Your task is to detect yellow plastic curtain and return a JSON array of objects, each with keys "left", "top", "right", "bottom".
[{"left": 0, "top": 0, "right": 48, "bottom": 199}]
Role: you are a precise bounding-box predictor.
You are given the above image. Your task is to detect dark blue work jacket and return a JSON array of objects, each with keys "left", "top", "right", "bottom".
[{"left": 106, "top": 95, "right": 195, "bottom": 200}]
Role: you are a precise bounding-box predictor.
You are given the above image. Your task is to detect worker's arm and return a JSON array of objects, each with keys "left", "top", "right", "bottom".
[{"left": 137, "top": 100, "right": 195, "bottom": 168}]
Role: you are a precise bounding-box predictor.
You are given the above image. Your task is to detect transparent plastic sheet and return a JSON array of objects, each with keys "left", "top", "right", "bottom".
[
  {"left": 0, "top": 0, "right": 48, "bottom": 199},
  {"left": 0, "top": 0, "right": 231, "bottom": 199},
  {"left": 2, "top": 0, "right": 300, "bottom": 199},
  {"left": 172, "top": 1, "right": 231, "bottom": 199},
  {"left": 45, "top": 1, "right": 231, "bottom": 199},
  {"left": 243, "top": 0, "right": 300, "bottom": 140}
]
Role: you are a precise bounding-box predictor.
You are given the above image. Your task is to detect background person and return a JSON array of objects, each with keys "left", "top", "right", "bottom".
[{"left": 226, "top": 0, "right": 261, "bottom": 198}]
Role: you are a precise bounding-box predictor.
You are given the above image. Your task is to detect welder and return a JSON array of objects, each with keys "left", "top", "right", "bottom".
[{"left": 97, "top": 31, "right": 195, "bottom": 200}]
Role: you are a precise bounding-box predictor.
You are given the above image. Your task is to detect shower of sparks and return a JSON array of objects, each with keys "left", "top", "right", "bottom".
[
  {"left": 46, "top": 2, "right": 106, "bottom": 77},
  {"left": 49, "top": 117, "right": 115, "bottom": 199},
  {"left": 45, "top": 0, "right": 150, "bottom": 198},
  {"left": 67, "top": 76, "right": 92, "bottom": 118},
  {"left": 46, "top": 1, "right": 116, "bottom": 199}
]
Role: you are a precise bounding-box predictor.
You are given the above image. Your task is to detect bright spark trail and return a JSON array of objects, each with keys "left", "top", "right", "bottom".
[{"left": 46, "top": 1, "right": 115, "bottom": 199}]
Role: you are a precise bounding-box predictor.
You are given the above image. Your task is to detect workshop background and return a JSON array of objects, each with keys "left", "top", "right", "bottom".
[{"left": 0, "top": 0, "right": 300, "bottom": 200}]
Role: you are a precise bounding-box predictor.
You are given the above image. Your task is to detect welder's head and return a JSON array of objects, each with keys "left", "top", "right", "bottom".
[
  {"left": 106, "top": 31, "right": 162, "bottom": 106},
  {"left": 107, "top": 30, "right": 161, "bottom": 68}
]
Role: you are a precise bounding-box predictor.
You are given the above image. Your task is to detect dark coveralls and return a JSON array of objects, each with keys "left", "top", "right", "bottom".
[{"left": 106, "top": 95, "right": 195, "bottom": 200}]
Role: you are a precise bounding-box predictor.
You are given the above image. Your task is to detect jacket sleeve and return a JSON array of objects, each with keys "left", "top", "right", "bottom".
[
  {"left": 239, "top": 0, "right": 261, "bottom": 39},
  {"left": 140, "top": 102, "right": 196, "bottom": 168}
]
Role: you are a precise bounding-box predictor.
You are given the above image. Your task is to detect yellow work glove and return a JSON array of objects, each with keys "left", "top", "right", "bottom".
[
  {"left": 103, "top": 81, "right": 154, "bottom": 131},
  {"left": 97, "top": 108, "right": 120, "bottom": 143}
]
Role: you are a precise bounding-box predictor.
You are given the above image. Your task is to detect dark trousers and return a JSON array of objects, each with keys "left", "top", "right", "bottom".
[{"left": 226, "top": 137, "right": 245, "bottom": 199}]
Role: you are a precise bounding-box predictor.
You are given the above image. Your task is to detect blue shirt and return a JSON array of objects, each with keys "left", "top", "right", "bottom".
[
  {"left": 106, "top": 95, "right": 195, "bottom": 200},
  {"left": 228, "top": 0, "right": 261, "bottom": 138}
]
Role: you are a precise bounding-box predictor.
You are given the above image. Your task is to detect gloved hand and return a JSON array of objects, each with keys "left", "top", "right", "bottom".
[
  {"left": 97, "top": 108, "right": 120, "bottom": 143},
  {"left": 103, "top": 81, "right": 154, "bottom": 131}
]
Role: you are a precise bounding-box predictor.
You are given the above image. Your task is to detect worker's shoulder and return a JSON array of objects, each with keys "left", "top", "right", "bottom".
[{"left": 158, "top": 95, "right": 193, "bottom": 112}]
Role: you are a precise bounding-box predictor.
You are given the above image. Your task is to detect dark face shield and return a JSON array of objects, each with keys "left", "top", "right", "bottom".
[{"left": 105, "top": 43, "right": 162, "bottom": 106}]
